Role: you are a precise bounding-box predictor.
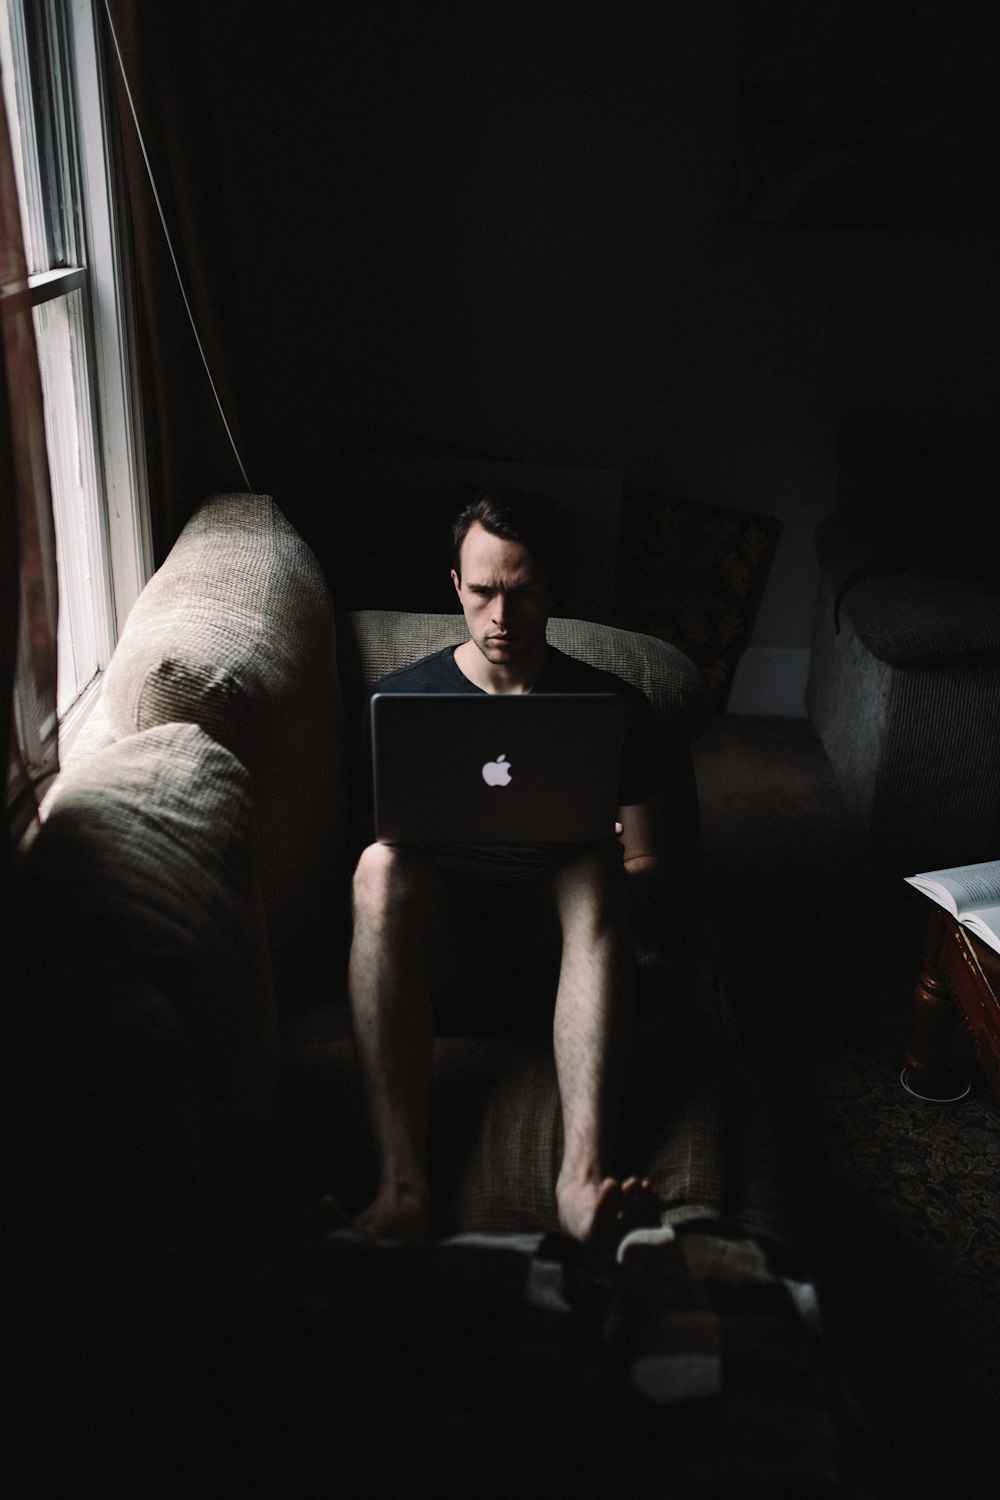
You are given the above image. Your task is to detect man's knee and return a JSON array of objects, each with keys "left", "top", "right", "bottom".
[
  {"left": 551, "top": 841, "right": 628, "bottom": 935},
  {"left": 351, "top": 843, "right": 453, "bottom": 992},
  {"left": 352, "top": 841, "right": 436, "bottom": 919}
]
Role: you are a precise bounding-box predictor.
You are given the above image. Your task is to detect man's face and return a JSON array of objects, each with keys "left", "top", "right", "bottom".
[{"left": 451, "top": 522, "right": 553, "bottom": 667}]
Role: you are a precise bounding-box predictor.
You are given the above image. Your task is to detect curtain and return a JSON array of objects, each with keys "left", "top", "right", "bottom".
[
  {"left": 1, "top": 70, "right": 59, "bottom": 859},
  {"left": 102, "top": 0, "right": 251, "bottom": 565}
]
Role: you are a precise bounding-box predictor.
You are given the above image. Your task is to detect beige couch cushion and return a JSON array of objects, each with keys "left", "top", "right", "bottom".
[{"left": 100, "top": 492, "right": 344, "bottom": 938}]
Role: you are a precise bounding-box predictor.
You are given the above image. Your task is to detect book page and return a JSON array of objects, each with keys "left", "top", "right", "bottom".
[
  {"left": 961, "top": 907, "right": 1000, "bottom": 957},
  {"left": 907, "top": 859, "right": 1000, "bottom": 913}
]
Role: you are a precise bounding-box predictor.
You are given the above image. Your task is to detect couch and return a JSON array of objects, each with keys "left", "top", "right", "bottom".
[
  {"left": 807, "top": 409, "right": 1000, "bottom": 869},
  {"left": 6, "top": 493, "right": 850, "bottom": 1493}
]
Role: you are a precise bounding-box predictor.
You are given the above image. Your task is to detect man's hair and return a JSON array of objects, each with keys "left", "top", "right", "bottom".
[{"left": 450, "top": 487, "right": 565, "bottom": 595}]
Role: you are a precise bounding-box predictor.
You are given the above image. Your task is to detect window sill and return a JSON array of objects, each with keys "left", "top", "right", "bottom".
[
  {"left": 32, "top": 674, "right": 105, "bottom": 825},
  {"left": 57, "top": 671, "right": 104, "bottom": 759}
]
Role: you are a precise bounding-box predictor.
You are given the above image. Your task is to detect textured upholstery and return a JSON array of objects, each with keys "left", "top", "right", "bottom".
[
  {"left": 7, "top": 723, "right": 277, "bottom": 1303},
  {"left": 100, "top": 492, "right": 344, "bottom": 939},
  {"left": 808, "top": 571, "right": 1000, "bottom": 867},
  {"left": 342, "top": 607, "right": 710, "bottom": 733},
  {"left": 816, "top": 513, "right": 1000, "bottom": 666},
  {"left": 808, "top": 412, "right": 1000, "bottom": 867}
]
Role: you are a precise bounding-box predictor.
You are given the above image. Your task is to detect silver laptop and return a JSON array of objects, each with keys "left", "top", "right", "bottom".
[{"left": 371, "top": 693, "right": 623, "bottom": 844}]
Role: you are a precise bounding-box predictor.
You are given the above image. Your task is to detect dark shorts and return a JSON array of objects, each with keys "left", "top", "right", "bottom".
[
  {"left": 411, "top": 836, "right": 625, "bottom": 1035},
  {"left": 429, "top": 858, "right": 567, "bottom": 1037},
  {"left": 427, "top": 839, "right": 604, "bottom": 893}
]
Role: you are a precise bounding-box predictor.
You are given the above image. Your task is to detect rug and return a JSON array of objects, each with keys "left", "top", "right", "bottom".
[{"left": 692, "top": 714, "right": 1000, "bottom": 1499}]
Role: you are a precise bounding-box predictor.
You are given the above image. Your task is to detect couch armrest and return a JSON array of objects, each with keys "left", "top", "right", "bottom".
[
  {"left": 8, "top": 724, "right": 277, "bottom": 1276},
  {"left": 99, "top": 492, "right": 345, "bottom": 940}
]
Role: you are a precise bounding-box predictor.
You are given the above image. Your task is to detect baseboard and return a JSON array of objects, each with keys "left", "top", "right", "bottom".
[{"left": 726, "top": 647, "right": 810, "bottom": 718}]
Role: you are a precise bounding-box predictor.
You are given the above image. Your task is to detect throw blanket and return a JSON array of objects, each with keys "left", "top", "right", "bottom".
[{"left": 226, "top": 1227, "right": 852, "bottom": 1497}]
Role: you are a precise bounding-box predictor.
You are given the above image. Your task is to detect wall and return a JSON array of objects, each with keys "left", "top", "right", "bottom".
[{"left": 192, "top": 0, "right": 999, "bottom": 713}]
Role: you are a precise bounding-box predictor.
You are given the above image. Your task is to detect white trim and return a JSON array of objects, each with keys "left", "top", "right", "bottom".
[
  {"left": 54, "top": 669, "right": 102, "bottom": 755},
  {"left": 28, "top": 265, "right": 87, "bottom": 301},
  {"left": 69, "top": 0, "right": 151, "bottom": 635},
  {"left": 726, "top": 647, "right": 811, "bottom": 718},
  {"left": 4, "top": 0, "right": 150, "bottom": 725}
]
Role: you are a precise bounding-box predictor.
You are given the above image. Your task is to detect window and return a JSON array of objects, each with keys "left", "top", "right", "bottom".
[{"left": 1, "top": 0, "right": 149, "bottom": 743}]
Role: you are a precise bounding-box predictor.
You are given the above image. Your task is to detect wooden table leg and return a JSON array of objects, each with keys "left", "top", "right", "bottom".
[{"left": 902, "top": 908, "right": 971, "bottom": 1102}]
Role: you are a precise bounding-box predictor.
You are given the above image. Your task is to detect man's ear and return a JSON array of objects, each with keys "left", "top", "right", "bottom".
[{"left": 450, "top": 568, "right": 461, "bottom": 598}]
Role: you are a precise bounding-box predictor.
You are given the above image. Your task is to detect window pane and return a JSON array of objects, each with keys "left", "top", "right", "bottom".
[
  {"left": 0, "top": 0, "right": 49, "bottom": 270},
  {"left": 33, "top": 286, "right": 109, "bottom": 714},
  {"left": 5, "top": 0, "right": 149, "bottom": 739}
]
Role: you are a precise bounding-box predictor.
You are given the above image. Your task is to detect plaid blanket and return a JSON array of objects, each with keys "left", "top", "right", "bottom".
[{"left": 227, "top": 1226, "right": 858, "bottom": 1498}]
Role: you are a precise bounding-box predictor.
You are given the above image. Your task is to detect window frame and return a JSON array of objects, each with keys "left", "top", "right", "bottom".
[{"left": 3, "top": 0, "right": 150, "bottom": 749}]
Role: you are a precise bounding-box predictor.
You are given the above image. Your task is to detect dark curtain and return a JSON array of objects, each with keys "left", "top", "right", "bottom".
[
  {"left": 102, "top": 0, "right": 252, "bottom": 564},
  {"left": 1, "top": 69, "right": 59, "bottom": 858}
]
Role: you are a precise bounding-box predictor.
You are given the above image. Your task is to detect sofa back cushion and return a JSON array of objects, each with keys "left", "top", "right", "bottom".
[
  {"left": 100, "top": 492, "right": 344, "bottom": 939},
  {"left": 342, "top": 609, "right": 708, "bottom": 732}
]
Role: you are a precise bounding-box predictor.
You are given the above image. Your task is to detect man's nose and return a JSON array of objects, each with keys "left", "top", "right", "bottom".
[{"left": 491, "top": 592, "right": 509, "bottom": 626}]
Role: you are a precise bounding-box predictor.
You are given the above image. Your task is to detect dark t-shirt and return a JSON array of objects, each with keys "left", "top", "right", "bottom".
[{"left": 361, "top": 644, "right": 660, "bottom": 890}]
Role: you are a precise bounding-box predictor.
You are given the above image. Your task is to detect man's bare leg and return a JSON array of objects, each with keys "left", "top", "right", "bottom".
[
  {"left": 550, "top": 845, "right": 660, "bottom": 1250},
  {"left": 348, "top": 842, "right": 447, "bottom": 1242}
]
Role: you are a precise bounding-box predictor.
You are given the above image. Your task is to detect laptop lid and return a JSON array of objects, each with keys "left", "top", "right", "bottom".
[{"left": 371, "top": 692, "right": 623, "bottom": 844}]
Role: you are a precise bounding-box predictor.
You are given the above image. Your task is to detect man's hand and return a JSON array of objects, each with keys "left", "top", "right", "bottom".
[{"left": 617, "top": 800, "right": 663, "bottom": 915}]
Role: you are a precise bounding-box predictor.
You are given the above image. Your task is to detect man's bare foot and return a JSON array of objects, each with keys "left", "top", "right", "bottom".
[
  {"left": 354, "top": 1181, "right": 429, "bottom": 1244},
  {"left": 556, "top": 1173, "right": 661, "bottom": 1255}
]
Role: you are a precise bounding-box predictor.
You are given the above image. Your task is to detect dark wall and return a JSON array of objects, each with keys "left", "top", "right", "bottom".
[{"left": 191, "top": 0, "right": 999, "bottom": 650}]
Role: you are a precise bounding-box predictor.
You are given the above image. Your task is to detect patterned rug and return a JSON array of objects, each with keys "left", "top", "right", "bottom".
[
  {"left": 816, "top": 1035, "right": 1000, "bottom": 1321},
  {"left": 805, "top": 1031, "right": 1000, "bottom": 1499}
]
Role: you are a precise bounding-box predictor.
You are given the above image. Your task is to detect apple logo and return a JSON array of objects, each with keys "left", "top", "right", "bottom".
[{"left": 482, "top": 754, "right": 512, "bottom": 787}]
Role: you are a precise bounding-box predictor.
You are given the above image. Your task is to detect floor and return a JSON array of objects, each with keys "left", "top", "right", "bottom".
[{"left": 691, "top": 714, "right": 1000, "bottom": 1500}]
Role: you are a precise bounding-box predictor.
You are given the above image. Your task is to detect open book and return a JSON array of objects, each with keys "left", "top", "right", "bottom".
[{"left": 905, "top": 859, "right": 1000, "bottom": 956}]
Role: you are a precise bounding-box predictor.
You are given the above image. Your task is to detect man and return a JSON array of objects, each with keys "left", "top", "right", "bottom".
[{"left": 348, "top": 489, "right": 663, "bottom": 1250}]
